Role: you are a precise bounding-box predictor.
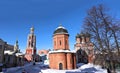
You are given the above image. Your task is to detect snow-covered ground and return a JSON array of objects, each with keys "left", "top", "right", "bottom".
[
  {"left": 41, "top": 63, "right": 107, "bottom": 73},
  {"left": 2, "top": 62, "right": 120, "bottom": 73}
]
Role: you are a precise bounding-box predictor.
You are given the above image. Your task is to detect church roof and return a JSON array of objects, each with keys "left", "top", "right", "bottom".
[
  {"left": 76, "top": 32, "right": 91, "bottom": 38},
  {"left": 53, "top": 25, "right": 68, "bottom": 35},
  {"left": 15, "top": 52, "right": 24, "bottom": 56}
]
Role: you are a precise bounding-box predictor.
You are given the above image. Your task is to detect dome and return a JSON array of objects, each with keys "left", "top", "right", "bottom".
[
  {"left": 85, "top": 32, "right": 91, "bottom": 37},
  {"left": 30, "top": 27, "right": 34, "bottom": 31},
  {"left": 53, "top": 25, "right": 68, "bottom": 35},
  {"left": 79, "top": 32, "right": 85, "bottom": 37},
  {"left": 30, "top": 26, "right": 34, "bottom": 34},
  {"left": 76, "top": 33, "right": 80, "bottom": 38}
]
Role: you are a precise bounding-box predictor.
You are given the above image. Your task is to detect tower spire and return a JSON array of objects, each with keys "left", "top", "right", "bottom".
[
  {"left": 14, "top": 39, "right": 19, "bottom": 52},
  {"left": 30, "top": 26, "right": 34, "bottom": 34}
]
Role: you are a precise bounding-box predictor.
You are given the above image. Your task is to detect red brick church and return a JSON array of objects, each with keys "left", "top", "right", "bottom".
[
  {"left": 49, "top": 25, "right": 76, "bottom": 70},
  {"left": 74, "top": 32, "right": 94, "bottom": 63},
  {"left": 25, "top": 27, "right": 37, "bottom": 62}
]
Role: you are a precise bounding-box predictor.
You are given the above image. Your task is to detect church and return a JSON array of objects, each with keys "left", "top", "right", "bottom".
[
  {"left": 49, "top": 25, "right": 76, "bottom": 70},
  {"left": 74, "top": 32, "right": 94, "bottom": 63}
]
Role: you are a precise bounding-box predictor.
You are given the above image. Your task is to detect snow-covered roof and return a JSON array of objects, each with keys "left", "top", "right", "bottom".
[
  {"left": 4, "top": 50, "right": 15, "bottom": 55},
  {"left": 15, "top": 52, "right": 24, "bottom": 56},
  {"left": 49, "top": 50, "right": 76, "bottom": 54},
  {"left": 39, "top": 54, "right": 46, "bottom": 56},
  {"left": 56, "top": 25, "right": 65, "bottom": 30}
]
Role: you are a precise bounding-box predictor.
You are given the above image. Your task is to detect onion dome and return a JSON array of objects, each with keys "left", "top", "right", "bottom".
[
  {"left": 53, "top": 24, "right": 69, "bottom": 35},
  {"left": 76, "top": 33, "right": 80, "bottom": 38},
  {"left": 79, "top": 32, "right": 85, "bottom": 37},
  {"left": 85, "top": 32, "right": 91, "bottom": 37}
]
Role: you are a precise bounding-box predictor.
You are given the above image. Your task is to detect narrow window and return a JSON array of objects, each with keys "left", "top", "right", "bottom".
[
  {"left": 60, "top": 40, "right": 61, "bottom": 45},
  {"left": 66, "top": 40, "right": 67, "bottom": 45},
  {"left": 54, "top": 41, "right": 56, "bottom": 46},
  {"left": 41, "top": 51, "right": 44, "bottom": 54}
]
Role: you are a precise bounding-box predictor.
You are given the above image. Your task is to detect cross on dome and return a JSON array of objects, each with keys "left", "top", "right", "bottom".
[
  {"left": 57, "top": 24, "right": 65, "bottom": 29},
  {"left": 30, "top": 26, "right": 34, "bottom": 34}
]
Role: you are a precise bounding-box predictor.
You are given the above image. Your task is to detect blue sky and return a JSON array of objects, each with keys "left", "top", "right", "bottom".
[{"left": 0, "top": 0, "right": 120, "bottom": 53}]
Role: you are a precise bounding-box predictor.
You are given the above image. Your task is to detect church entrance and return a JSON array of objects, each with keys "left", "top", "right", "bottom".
[
  {"left": 76, "top": 48, "right": 88, "bottom": 64},
  {"left": 59, "top": 63, "right": 63, "bottom": 70}
]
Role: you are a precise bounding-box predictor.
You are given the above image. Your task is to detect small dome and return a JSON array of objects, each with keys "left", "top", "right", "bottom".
[
  {"left": 53, "top": 25, "right": 68, "bottom": 35},
  {"left": 79, "top": 32, "right": 85, "bottom": 37},
  {"left": 76, "top": 33, "right": 80, "bottom": 38},
  {"left": 16, "top": 39, "right": 18, "bottom": 44},
  {"left": 85, "top": 32, "right": 91, "bottom": 37},
  {"left": 30, "top": 27, "right": 34, "bottom": 31},
  {"left": 30, "top": 26, "right": 34, "bottom": 34}
]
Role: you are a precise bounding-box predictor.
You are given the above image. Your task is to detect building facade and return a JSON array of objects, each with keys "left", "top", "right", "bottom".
[
  {"left": 4, "top": 40, "right": 24, "bottom": 67},
  {"left": 38, "top": 50, "right": 49, "bottom": 62},
  {"left": 0, "top": 39, "right": 5, "bottom": 71},
  {"left": 25, "top": 27, "right": 37, "bottom": 62},
  {"left": 49, "top": 25, "right": 76, "bottom": 70},
  {"left": 74, "top": 32, "right": 94, "bottom": 63},
  {"left": 38, "top": 50, "right": 49, "bottom": 55}
]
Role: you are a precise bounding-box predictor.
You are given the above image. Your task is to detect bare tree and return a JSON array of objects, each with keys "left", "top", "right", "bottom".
[{"left": 82, "top": 4, "right": 120, "bottom": 72}]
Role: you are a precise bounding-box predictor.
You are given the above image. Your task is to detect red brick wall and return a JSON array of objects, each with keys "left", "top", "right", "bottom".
[
  {"left": 49, "top": 53, "right": 76, "bottom": 70},
  {"left": 49, "top": 53, "right": 67, "bottom": 69},
  {"left": 26, "top": 49, "right": 32, "bottom": 54},
  {"left": 53, "top": 34, "right": 69, "bottom": 50},
  {"left": 25, "top": 48, "right": 36, "bottom": 61}
]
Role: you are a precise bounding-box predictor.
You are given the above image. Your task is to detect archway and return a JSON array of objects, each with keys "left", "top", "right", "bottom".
[
  {"left": 59, "top": 63, "right": 63, "bottom": 70},
  {"left": 76, "top": 48, "right": 88, "bottom": 64}
]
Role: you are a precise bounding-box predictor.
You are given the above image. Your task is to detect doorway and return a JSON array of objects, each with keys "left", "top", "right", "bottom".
[{"left": 59, "top": 63, "right": 63, "bottom": 70}]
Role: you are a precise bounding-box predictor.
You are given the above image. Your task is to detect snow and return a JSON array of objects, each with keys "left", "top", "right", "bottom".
[
  {"left": 56, "top": 25, "right": 65, "bottom": 30},
  {"left": 76, "top": 63, "right": 85, "bottom": 68},
  {"left": 79, "top": 63, "right": 107, "bottom": 73},
  {"left": 4, "top": 50, "right": 14, "bottom": 55},
  {"left": 49, "top": 50, "right": 75, "bottom": 53},
  {"left": 15, "top": 52, "right": 24, "bottom": 56},
  {"left": 3, "top": 62, "right": 108, "bottom": 73},
  {"left": 41, "top": 63, "right": 107, "bottom": 73}
]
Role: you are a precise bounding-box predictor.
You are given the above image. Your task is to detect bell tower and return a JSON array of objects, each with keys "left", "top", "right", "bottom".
[
  {"left": 25, "top": 27, "right": 36, "bottom": 61},
  {"left": 27, "top": 27, "right": 36, "bottom": 52}
]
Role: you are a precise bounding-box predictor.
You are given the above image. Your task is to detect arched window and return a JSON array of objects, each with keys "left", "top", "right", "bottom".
[{"left": 59, "top": 63, "right": 63, "bottom": 70}]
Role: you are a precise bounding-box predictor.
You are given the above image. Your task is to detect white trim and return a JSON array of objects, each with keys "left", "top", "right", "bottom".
[{"left": 49, "top": 50, "right": 76, "bottom": 53}]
